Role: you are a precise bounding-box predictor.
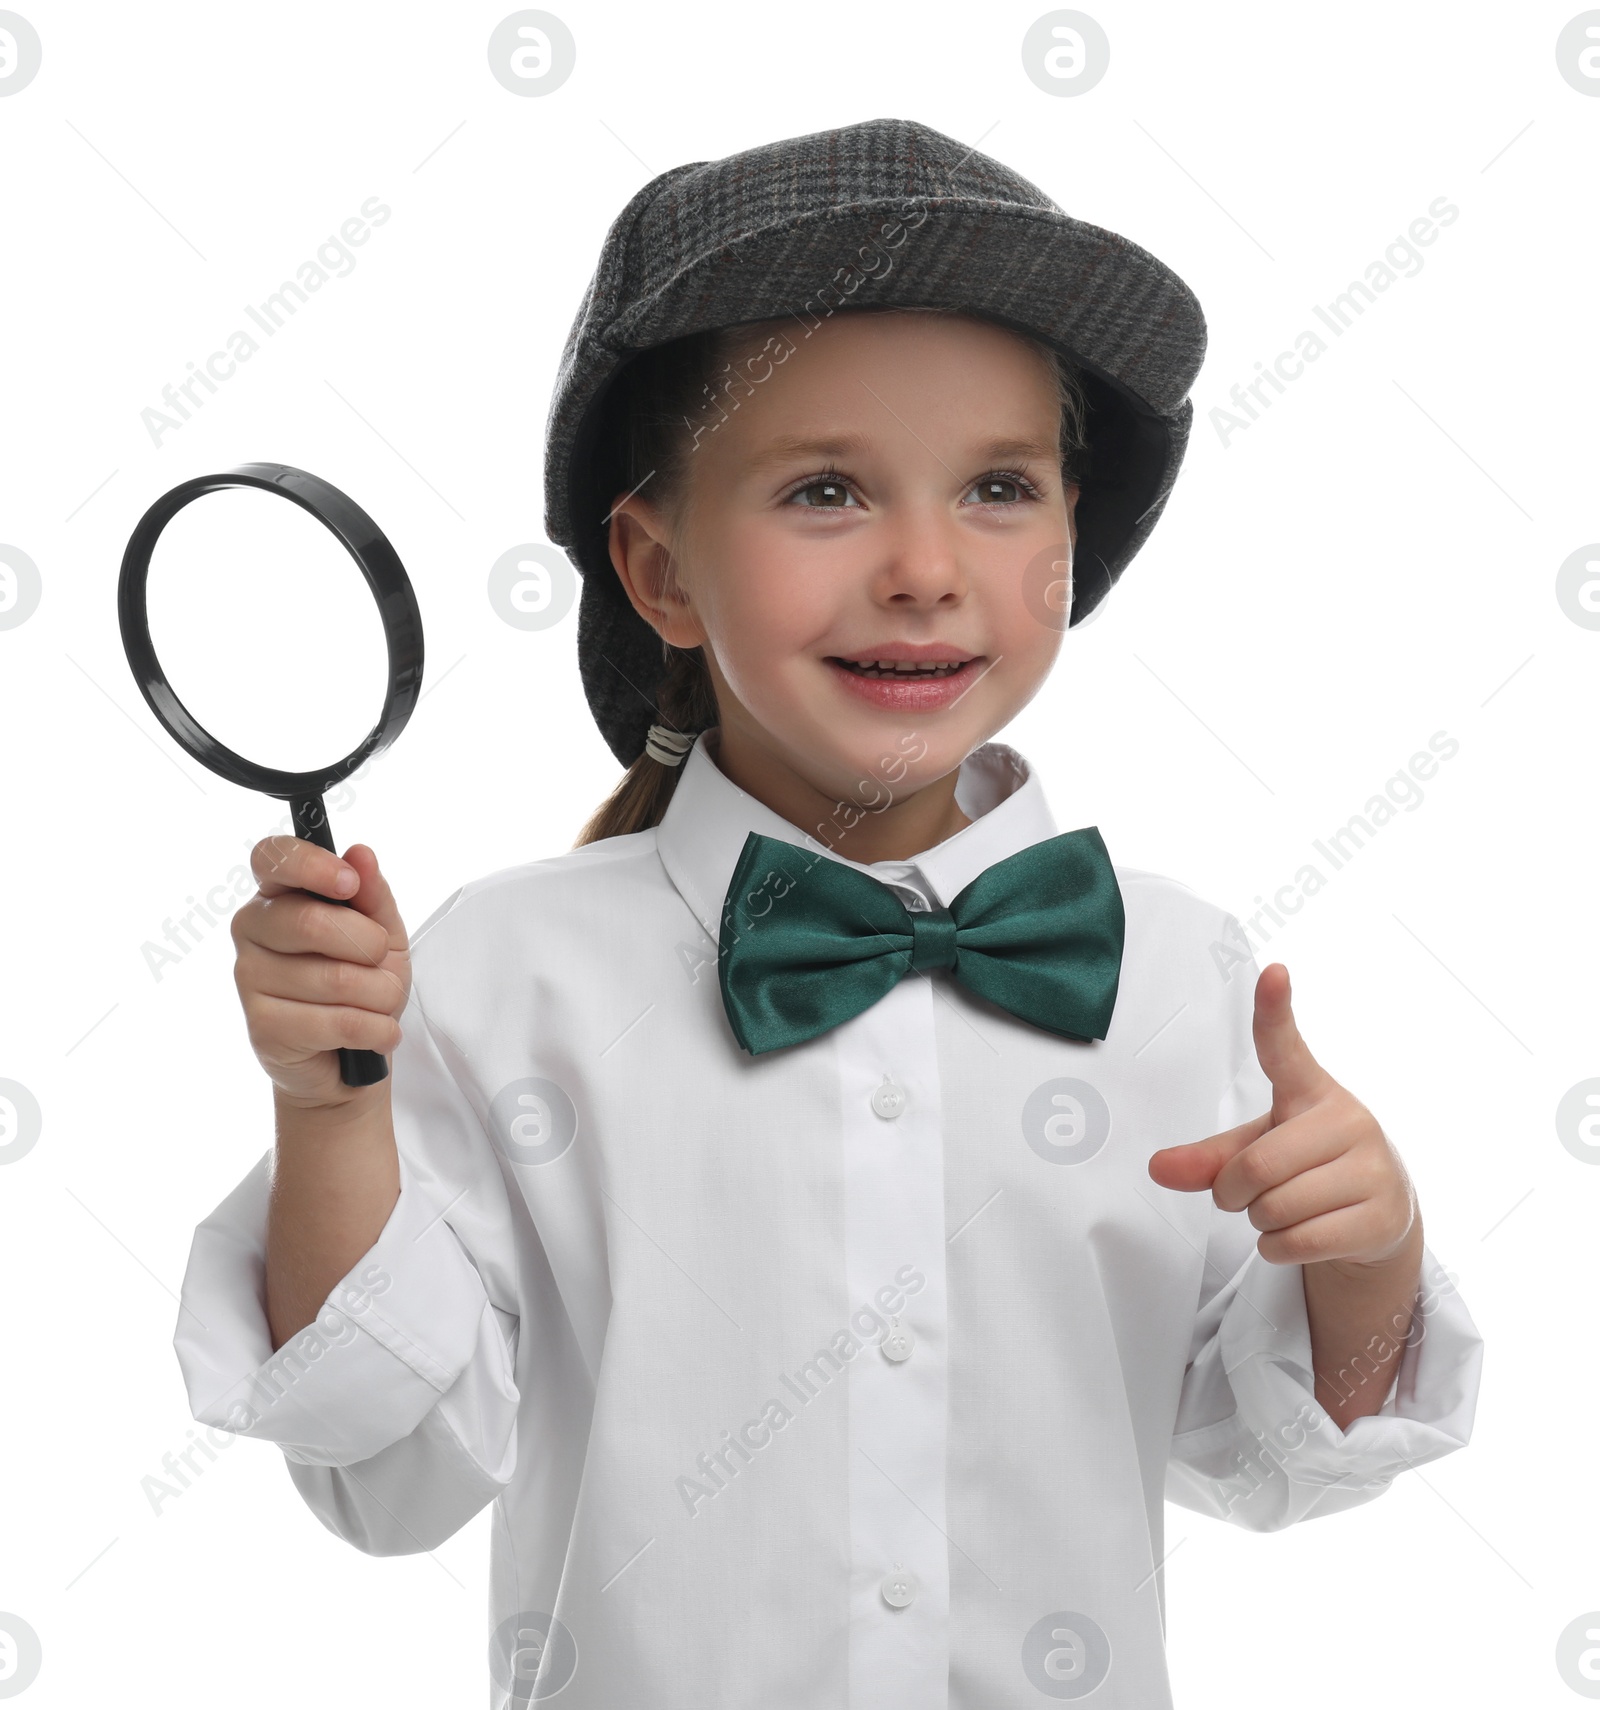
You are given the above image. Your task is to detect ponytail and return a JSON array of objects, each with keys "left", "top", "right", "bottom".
[{"left": 572, "top": 642, "right": 719, "bottom": 845}]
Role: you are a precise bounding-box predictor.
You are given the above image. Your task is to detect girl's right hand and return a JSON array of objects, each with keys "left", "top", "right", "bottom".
[{"left": 232, "top": 837, "right": 412, "bottom": 1110}]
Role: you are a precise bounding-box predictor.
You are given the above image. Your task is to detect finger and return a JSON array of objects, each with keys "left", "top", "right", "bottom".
[
  {"left": 1254, "top": 1201, "right": 1383, "bottom": 1267},
  {"left": 1234, "top": 1152, "right": 1378, "bottom": 1235},
  {"left": 1148, "top": 1108, "right": 1274, "bottom": 1193},
  {"left": 244, "top": 990, "right": 405, "bottom": 1066},
  {"left": 1210, "top": 1100, "right": 1355, "bottom": 1213},
  {"left": 1253, "top": 963, "right": 1330, "bottom": 1115},
  {"left": 236, "top": 938, "right": 406, "bottom": 1017},
  {"left": 250, "top": 834, "right": 358, "bottom": 903},
  {"left": 234, "top": 888, "right": 392, "bottom": 968}
]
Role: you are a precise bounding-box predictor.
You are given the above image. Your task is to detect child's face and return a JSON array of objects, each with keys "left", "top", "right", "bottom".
[{"left": 611, "top": 310, "right": 1077, "bottom": 810}]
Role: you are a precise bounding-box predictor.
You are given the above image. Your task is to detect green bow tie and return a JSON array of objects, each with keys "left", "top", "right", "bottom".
[{"left": 717, "top": 826, "right": 1125, "bottom": 1055}]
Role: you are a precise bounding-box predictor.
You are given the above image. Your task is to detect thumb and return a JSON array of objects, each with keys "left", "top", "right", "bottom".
[
  {"left": 338, "top": 843, "right": 410, "bottom": 953},
  {"left": 1148, "top": 1110, "right": 1273, "bottom": 1193},
  {"left": 1253, "top": 962, "right": 1329, "bottom": 1116}
]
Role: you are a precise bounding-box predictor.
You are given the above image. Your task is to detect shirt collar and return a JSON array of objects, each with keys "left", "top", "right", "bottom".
[{"left": 655, "top": 729, "right": 1060, "bottom": 946}]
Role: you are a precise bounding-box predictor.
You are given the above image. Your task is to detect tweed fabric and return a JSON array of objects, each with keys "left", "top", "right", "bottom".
[{"left": 542, "top": 116, "right": 1207, "bottom": 768}]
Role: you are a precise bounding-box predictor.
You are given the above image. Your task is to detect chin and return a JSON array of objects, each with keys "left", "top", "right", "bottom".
[{"left": 831, "top": 727, "right": 975, "bottom": 796}]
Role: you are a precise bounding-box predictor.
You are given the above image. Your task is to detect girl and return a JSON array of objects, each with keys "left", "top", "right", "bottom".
[{"left": 177, "top": 118, "right": 1482, "bottom": 1708}]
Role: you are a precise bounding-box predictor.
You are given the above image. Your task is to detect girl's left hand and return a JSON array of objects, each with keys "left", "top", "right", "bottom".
[{"left": 1147, "top": 962, "right": 1418, "bottom": 1271}]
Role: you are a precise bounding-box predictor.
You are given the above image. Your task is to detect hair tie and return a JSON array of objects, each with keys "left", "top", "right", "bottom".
[{"left": 644, "top": 722, "right": 696, "bottom": 767}]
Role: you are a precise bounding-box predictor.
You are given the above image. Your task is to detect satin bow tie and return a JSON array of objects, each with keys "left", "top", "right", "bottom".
[{"left": 716, "top": 826, "right": 1125, "bottom": 1055}]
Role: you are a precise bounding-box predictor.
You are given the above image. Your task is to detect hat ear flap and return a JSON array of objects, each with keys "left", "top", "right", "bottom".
[{"left": 1069, "top": 372, "right": 1190, "bottom": 626}]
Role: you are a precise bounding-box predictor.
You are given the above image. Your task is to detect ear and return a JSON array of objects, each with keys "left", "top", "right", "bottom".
[
  {"left": 607, "top": 495, "right": 705, "bottom": 649},
  {"left": 1063, "top": 480, "right": 1081, "bottom": 551}
]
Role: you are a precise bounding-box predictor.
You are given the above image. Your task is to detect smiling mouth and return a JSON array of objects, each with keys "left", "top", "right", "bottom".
[{"left": 826, "top": 656, "right": 979, "bottom": 679}]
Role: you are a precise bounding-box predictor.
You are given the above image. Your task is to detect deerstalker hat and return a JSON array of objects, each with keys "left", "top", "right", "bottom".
[{"left": 543, "top": 115, "right": 1207, "bottom": 769}]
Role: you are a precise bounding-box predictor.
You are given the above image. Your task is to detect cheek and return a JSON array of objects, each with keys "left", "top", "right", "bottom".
[
  {"left": 985, "top": 540, "right": 1068, "bottom": 672},
  {"left": 700, "top": 526, "right": 834, "bottom": 673},
  {"left": 1003, "top": 591, "right": 1067, "bottom": 674}
]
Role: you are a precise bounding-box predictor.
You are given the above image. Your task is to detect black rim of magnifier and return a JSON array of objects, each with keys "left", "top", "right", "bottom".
[{"left": 117, "top": 462, "right": 424, "bottom": 800}]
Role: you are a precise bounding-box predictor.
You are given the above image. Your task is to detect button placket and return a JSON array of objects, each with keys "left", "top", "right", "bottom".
[{"left": 840, "top": 965, "right": 948, "bottom": 1699}]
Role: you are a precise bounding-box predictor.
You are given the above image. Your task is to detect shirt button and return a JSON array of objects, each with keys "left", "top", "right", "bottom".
[
  {"left": 870, "top": 1076, "right": 907, "bottom": 1120},
  {"left": 881, "top": 1319, "right": 915, "bottom": 1362},
  {"left": 880, "top": 1567, "right": 918, "bottom": 1608}
]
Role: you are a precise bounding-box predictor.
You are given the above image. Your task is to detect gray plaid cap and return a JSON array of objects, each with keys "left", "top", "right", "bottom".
[{"left": 543, "top": 115, "right": 1207, "bottom": 769}]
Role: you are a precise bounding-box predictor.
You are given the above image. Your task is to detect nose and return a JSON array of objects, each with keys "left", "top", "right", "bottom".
[{"left": 871, "top": 505, "right": 968, "bottom": 607}]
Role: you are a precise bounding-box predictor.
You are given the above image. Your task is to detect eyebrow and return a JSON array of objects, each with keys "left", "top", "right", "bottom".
[{"left": 741, "top": 431, "right": 1062, "bottom": 473}]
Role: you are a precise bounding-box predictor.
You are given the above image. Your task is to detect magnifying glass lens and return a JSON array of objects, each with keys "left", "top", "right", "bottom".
[{"left": 144, "top": 487, "right": 391, "bottom": 777}]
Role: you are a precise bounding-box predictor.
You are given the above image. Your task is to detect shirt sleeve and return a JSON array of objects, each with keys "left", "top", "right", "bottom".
[
  {"left": 172, "top": 931, "right": 524, "bottom": 1555},
  {"left": 1164, "top": 934, "right": 1485, "bottom": 1533}
]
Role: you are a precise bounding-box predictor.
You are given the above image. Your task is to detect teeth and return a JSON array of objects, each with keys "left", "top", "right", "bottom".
[{"left": 843, "top": 659, "right": 967, "bottom": 677}]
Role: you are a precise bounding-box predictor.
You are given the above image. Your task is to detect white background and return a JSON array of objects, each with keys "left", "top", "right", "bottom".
[{"left": 1, "top": 1, "right": 1593, "bottom": 1703}]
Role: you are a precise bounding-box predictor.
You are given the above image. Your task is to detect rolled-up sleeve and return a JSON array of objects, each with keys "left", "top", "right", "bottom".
[
  {"left": 1164, "top": 939, "right": 1485, "bottom": 1532},
  {"left": 173, "top": 911, "right": 525, "bottom": 1552}
]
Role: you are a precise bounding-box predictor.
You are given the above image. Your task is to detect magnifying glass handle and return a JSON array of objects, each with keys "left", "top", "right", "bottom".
[{"left": 290, "top": 793, "right": 390, "bottom": 1088}]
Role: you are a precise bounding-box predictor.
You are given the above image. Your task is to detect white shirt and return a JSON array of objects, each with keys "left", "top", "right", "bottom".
[{"left": 174, "top": 732, "right": 1483, "bottom": 1709}]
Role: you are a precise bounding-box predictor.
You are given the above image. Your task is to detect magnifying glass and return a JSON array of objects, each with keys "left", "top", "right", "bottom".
[{"left": 118, "top": 462, "right": 424, "bottom": 1087}]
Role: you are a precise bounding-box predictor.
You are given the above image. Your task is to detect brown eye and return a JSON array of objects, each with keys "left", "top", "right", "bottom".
[
  {"left": 969, "top": 476, "right": 1022, "bottom": 505},
  {"left": 791, "top": 479, "right": 857, "bottom": 508}
]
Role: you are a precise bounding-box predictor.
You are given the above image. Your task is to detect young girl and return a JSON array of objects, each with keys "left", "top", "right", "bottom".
[{"left": 177, "top": 118, "right": 1482, "bottom": 1708}]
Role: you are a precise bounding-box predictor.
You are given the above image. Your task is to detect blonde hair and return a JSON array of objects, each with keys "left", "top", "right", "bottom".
[{"left": 572, "top": 307, "right": 1088, "bottom": 847}]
